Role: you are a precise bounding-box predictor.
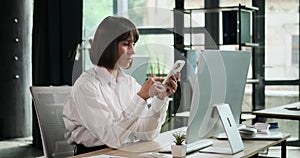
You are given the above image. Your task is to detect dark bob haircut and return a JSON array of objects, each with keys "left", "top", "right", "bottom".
[{"left": 89, "top": 16, "right": 139, "bottom": 69}]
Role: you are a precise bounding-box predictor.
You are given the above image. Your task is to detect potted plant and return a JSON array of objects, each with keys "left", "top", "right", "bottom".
[{"left": 171, "top": 131, "right": 187, "bottom": 157}]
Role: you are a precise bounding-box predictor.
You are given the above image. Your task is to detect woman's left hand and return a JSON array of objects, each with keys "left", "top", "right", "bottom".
[
  {"left": 165, "top": 72, "right": 180, "bottom": 96},
  {"left": 155, "top": 72, "right": 180, "bottom": 99}
]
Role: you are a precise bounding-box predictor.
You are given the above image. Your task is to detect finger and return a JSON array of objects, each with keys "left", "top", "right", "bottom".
[
  {"left": 154, "top": 82, "right": 167, "bottom": 92},
  {"left": 164, "top": 83, "right": 171, "bottom": 91},
  {"left": 147, "top": 77, "right": 155, "bottom": 84},
  {"left": 153, "top": 81, "right": 164, "bottom": 87},
  {"left": 171, "top": 75, "right": 178, "bottom": 83},
  {"left": 175, "top": 72, "right": 181, "bottom": 81},
  {"left": 154, "top": 85, "right": 165, "bottom": 91},
  {"left": 169, "top": 77, "right": 178, "bottom": 88},
  {"left": 166, "top": 80, "right": 177, "bottom": 94},
  {"left": 154, "top": 77, "right": 164, "bottom": 83},
  {"left": 166, "top": 87, "right": 176, "bottom": 95},
  {"left": 151, "top": 73, "right": 155, "bottom": 78},
  {"left": 169, "top": 89, "right": 176, "bottom": 95}
]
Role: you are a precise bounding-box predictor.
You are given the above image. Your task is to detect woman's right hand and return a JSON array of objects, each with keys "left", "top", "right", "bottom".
[
  {"left": 137, "top": 77, "right": 156, "bottom": 100},
  {"left": 137, "top": 77, "right": 166, "bottom": 100}
]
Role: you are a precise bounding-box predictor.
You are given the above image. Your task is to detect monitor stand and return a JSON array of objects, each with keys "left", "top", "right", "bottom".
[{"left": 200, "top": 103, "right": 244, "bottom": 154}]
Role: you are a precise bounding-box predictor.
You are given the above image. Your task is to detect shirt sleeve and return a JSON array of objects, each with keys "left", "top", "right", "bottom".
[
  {"left": 72, "top": 84, "right": 147, "bottom": 148},
  {"left": 133, "top": 96, "right": 169, "bottom": 140},
  {"left": 68, "top": 75, "right": 169, "bottom": 148},
  {"left": 131, "top": 79, "right": 170, "bottom": 141}
]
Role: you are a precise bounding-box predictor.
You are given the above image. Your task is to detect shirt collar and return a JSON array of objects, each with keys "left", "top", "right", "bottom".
[{"left": 93, "top": 66, "right": 126, "bottom": 85}]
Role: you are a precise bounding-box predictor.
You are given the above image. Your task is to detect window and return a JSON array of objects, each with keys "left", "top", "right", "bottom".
[
  {"left": 126, "top": 0, "right": 175, "bottom": 74},
  {"left": 292, "top": 35, "right": 299, "bottom": 66},
  {"left": 265, "top": 0, "right": 299, "bottom": 80},
  {"left": 82, "top": 0, "right": 113, "bottom": 70},
  {"left": 264, "top": 0, "right": 299, "bottom": 140},
  {"left": 82, "top": 0, "right": 113, "bottom": 39},
  {"left": 218, "top": 0, "right": 300, "bottom": 141},
  {"left": 82, "top": 0, "right": 176, "bottom": 74}
]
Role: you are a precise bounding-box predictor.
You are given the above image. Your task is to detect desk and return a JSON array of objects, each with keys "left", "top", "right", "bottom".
[
  {"left": 70, "top": 128, "right": 290, "bottom": 158},
  {"left": 253, "top": 102, "right": 300, "bottom": 146},
  {"left": 173, "top": 111, "right": 256, "bottom": 126},
  {"left": 253, "top": 102, "right": 300, "bottom": 120},
  {"left": 175, "top": 111, "right": 256, "bottom": 121}
]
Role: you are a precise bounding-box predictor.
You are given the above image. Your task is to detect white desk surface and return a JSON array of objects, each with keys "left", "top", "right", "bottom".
[
  {"left": 70, "top": 127, "right": 290, "bottom": 158},
  {"left": 174, "top": 111, "right": 256, "bottom": 121},
  {"left": 253, "top": 102, "right": 300, "bottom": 120}
]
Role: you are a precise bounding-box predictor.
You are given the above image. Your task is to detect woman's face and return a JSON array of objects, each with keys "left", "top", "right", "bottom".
[{"left": 117, "top": 35, "right": 135, "bottom": 69}]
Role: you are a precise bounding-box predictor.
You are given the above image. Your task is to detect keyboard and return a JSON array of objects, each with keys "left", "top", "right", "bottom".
[{"left": 158, "top": 139, "right": 213, "bottom": 154}]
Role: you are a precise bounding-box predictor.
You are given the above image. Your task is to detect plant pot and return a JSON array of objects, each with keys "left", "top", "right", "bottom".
[{"left": 171, "top": 144, "right": 187, "bottom": 157}]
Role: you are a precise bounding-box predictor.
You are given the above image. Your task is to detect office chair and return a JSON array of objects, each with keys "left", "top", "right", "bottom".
[{"left": 30, "top": 86, "right": 74, "bottom": 158}]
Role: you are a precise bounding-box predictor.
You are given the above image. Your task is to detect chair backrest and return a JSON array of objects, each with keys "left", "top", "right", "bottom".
[{"left": 30, "top": 86, "right": 74, "bottom": 158}]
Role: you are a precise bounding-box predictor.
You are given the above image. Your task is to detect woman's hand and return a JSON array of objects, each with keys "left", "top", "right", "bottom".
[
  {"left": 138, "top": 77, "right": 166, "bottom": 100},
  {"left": 155, "top": 72, "right": 180, "bottom": 99},
  {"left": 137, "top": 77, "right": 155, "bottom": 100},
  {"left": 164, "top": 73, "right": 180, "bottom": 96},
  {"left": 138, "top": 73, "right": 180, "bottom": 100}
]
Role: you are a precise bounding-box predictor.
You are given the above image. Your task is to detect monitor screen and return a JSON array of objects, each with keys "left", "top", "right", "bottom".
[{"left": 186, "top": 50, "right": 251, "bottom": 144}]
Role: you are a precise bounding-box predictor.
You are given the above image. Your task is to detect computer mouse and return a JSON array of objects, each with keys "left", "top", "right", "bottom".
[{"left": 136, "top": 152, "right": 168, "bottom": 158}]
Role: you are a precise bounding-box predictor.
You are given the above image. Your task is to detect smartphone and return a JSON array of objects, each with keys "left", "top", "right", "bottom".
[{"left": 162, "top": 60, "right": 185, "bottom": 85}]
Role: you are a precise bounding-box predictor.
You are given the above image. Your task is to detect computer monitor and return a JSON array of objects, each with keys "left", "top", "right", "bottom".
[
  {"left": 122, "top": 56, "right": 150, "bottom": 85},
  {"left": 185, "top": 50, "right": 251, "bottom": 149}
]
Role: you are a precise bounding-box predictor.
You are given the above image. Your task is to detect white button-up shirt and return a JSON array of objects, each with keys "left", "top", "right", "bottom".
[{"left": 63, "top": 66, "right": 169, "bottom": 148}]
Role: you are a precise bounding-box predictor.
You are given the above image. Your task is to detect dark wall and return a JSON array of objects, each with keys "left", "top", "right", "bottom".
[
  {"left": 0, "top": 0, "right": 33, "bottom": 139},
  {"left": 0, "top": 0, "right": 82, "bottom": 142},
  {"left": 32, "top": 0, "right": 82, "bottom": 147},
  {"left": 32, "top": 0, "right": 82, "bottom": 86}
]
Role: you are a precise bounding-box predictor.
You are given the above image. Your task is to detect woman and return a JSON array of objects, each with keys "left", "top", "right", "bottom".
[{"left": 63, "top": 16, "right": 179, "bottom": 155}]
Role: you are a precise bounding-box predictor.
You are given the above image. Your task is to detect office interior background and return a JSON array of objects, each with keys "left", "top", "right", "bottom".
[{"left": 0, "top": 0, "right": 299, "bottom": 157}]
